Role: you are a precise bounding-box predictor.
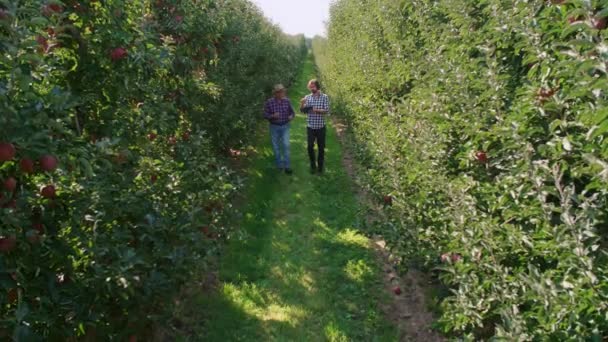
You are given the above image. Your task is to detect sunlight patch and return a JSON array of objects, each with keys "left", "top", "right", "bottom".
[
  {"left": 263, "top": 304, "right": 308, "bottom": 326},
  {"left": 271, "top": 240, "right": 291, "bottom": 253},
  {"left": 223, "top": 283, "right": 307, "bottom": 326},
  {"left": 299, "top": 272, "right": 316, "bottom": 293},
  {"left": 274, "top": 219, "right": 288, "bottom": 228},
  {"left": 313, "top": 218, "right": 329, "bottom": 231},
  {"left": 324, "top": 321, "right": 349, "bottom": 342},
  {"left": 344, "top": 259, "right": 373, "bottom": 283},
  {"left": 223, "top": 282, "right": 269, "bottom": 315},
  {"left": 335, "top": 229, "right": 369, "bottom": 248},
  {"left": 261, "top": 148, "right": 272, "bottom": 157}
]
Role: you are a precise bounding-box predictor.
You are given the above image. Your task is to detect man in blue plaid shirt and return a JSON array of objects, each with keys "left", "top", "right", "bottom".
[
  {"left": 300, "top": 79, "right": 330, "bottom": 174},
  {"left": 264, "top": 84, "right": 295, "bottom": 174}
]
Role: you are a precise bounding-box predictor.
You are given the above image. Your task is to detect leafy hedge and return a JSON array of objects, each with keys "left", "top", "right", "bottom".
[
  {"left": 0, "top": 0, "right": 305, "bottom": 339},
  {"left": 316, "top": 0, "right": 608, "bottom": 339}
]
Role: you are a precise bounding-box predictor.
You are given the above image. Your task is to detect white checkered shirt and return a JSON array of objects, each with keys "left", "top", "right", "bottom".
[{"left": 302, "top": 92, "right": 330, "bottom": 129}]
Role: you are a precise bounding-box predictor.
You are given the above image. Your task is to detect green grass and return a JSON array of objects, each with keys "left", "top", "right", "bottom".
[{"left": 181, "top": 55, "right": 397, "bottom": 341}]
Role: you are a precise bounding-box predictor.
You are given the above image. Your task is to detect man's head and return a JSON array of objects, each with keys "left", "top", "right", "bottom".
[
  {"left": 307, "top": 79, "right": 321, "bottom": 94},
  {"left": 273, "top": 84, "right": 286, "bottom": 98}
]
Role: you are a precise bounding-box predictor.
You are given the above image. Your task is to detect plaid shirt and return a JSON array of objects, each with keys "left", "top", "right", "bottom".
[
  {"left": 264, "top": 97, "right": 294, "bottom": 125},
  {"left": 301, "top": 92, "right": 330, "bottom": 129}
]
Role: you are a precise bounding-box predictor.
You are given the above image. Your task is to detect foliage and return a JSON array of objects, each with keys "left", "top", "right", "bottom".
[
  {"left": 317, "top": 0, "right": 608, "bottom": 339},
  {"left": 0, "top": 0, "right": 305, "bottom": 339}
]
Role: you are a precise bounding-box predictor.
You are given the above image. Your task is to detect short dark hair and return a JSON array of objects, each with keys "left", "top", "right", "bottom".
[{"left": 308, "top": 79, "right": 321, "bottom": 89}]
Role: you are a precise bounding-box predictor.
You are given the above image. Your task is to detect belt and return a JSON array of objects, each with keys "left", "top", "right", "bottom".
[{"left": 270, "top": 121, "right": 289, "bottom": 126}]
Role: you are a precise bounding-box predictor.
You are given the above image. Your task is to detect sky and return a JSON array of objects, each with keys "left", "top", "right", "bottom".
[{"left": 251, "top": 0, "right": 331, "bottom": 37}]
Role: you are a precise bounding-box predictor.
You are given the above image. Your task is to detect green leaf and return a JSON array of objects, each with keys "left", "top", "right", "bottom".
[
  {"left": 591, "top": 120, "right": 608, "bottom": 139},
  {"left": 561, "top": 23, "right": 589, "bottom": 39},
  {"left": 28, "top": 17, "right": 48, "bottom": 27}
]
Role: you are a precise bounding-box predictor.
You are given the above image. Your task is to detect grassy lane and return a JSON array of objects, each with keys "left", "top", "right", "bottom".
[{"left": 189, "top": 56, "right": 397, "bottom": 341}]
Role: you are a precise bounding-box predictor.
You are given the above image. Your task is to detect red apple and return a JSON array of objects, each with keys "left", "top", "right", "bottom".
[
  {"left": 150, "top": 174, "right": 158, "bottom": 183},
  {"left": 2, "top": 199, "right": 16, "bottom": 209},
  {"left": 0, "top": 236, "right": 16, "bottom": 253},
  {"left": 568, "top": 15, "right": 584, "bottom": 24},
  {"left": 592, "top": 17, "right": 607, "bottom": 30},
  {"left": 383, "top": 195, "right": 393, "bottom": 206},
  {"left": 148, "top": 133, "right": 157, "bottom": 141},
  {"left": 41, "top": 185, "right": 56, "bottom": 198},
  {"left": 182, "top": 132, "right": 190, "bottom": 141},
  {"left": 475, "top": 151, "right": 488, "bottom": 163},
  {"left": 110, "top": 47, "right": 128, "bottom": 62},
  {"left": 451, "top": 253, "right": 462, "bottom": 262},
  {"left": 7, "top": 288, "right": 17, "bottom": 304},
  {"left": 36, "top": 35, "right": 49, "bottom": 53},
  {"left": 175, "top": 15, "right": 183, "bottom": 23},
  {"left": 129, "top": 335, "right": 137, "bottom": 342},
  {"left": 39, "top": 155, "right": 58, "bottom": 172},
  {"left": 48, "top": 4, "right": 62, "bottom": 12},
  {"left": 392, "top": 286, "right": 402, "bottom": 295},
  {"left": 42, "top": 4, "right": 62, "bottom": 16},
  {"left": 3, "top": 177, "right": 16, "bottom": 192},
  {"left": 440, "top": 253, "right": 451, "bottom": 263},
  {"left": 0, "top": 142, "right": 16, "bottom": 162},
  {"left": 538, "top": 87, "right": 557, "bottom": 99},
  {"left": 168, "top": 136, "right": 177, "bottom": 145},
  {"left": 19, "top": 158, "right": 35, "bottom": 173}
]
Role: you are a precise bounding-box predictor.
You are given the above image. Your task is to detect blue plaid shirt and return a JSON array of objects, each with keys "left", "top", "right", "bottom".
[
  {"left": 301, "top": 92, "right": 330, "bottom": 129},
  {"left": 264, "top": 97, "right": 295, "bottom": 125}
]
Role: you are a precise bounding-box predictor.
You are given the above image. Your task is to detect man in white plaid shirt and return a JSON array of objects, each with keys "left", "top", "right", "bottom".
[{"left": 300, "top": 79, "right": 330, "bottom": 174}]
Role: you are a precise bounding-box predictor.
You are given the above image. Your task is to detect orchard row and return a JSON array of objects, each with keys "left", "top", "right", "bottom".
[
  {"left": 0, "top": 0, "right": 306, "bottom": 340},
  {"left": 317, "top": 0, "right": 608, "bottom": 339}
]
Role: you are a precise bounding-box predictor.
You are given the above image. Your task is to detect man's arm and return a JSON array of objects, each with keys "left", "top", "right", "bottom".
[
  {"left": 299, "top": 96, "right": 309, "bottom": 114},
  {"left": 288, "top": 101, "right": 295, "bottom": 120},
  {"left": 313, "top": 95, "right": 330, "bottom": 115}
]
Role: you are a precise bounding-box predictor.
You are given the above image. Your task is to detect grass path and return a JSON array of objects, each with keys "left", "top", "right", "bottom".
[{"left": 189, "top": 56, "right": 398, "bottom": 341}]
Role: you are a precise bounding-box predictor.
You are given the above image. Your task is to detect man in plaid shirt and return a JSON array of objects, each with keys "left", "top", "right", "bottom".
[
  {"left": 300, "top": 79, "right": 330, "bottom": 174},
  {"left": 264, "top": 84, "right": 295, "bottom": 174}
]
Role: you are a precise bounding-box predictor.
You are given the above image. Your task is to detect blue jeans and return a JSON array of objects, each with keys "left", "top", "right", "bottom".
[{"left": 269, "top": 123, "right": 291, "bottom": 169}]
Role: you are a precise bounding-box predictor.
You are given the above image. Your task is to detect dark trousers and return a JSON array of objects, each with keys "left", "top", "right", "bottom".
[{"left": 307, "top": 126, "right": 326, "bottom": 170}]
